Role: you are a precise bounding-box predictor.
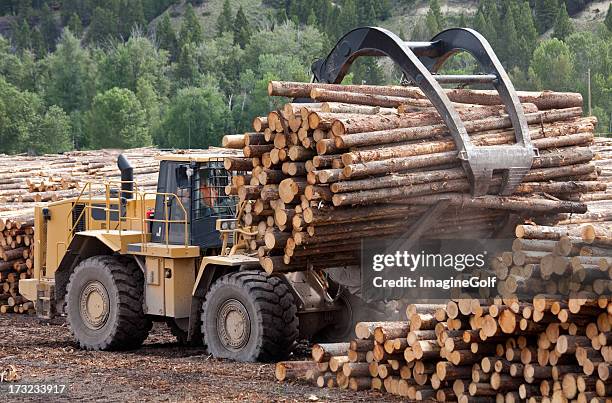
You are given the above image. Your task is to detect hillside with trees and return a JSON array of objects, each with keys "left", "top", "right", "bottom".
[{"left": 0, "top": 0, "right": 610, "bottom": 155}]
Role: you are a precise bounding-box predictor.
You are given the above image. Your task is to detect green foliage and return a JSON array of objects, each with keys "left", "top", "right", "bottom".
[
  {"left": 67, "top": 13, "right": 84, "bottom": 37},
  {"left": 605, "top": 4, "right": 612, "bottom": 32},
  {"left": 243, "top": 21, "right": 326, "bottom": 73},
  {"left": 44, "top": 30, "right": 96, "bottom": 114},
  {"left": 233, "top": 6, "right": 251, "bottom": 49},
  {"left": 31, "top": 28, "right": 47, "bottom": 58},
  {"left": 530, "top": 38, "right": 575, "bottom": 91},
  {"left": 40, "top": 4, "right": 60, "bottom": 51},
  {"left": 514, "top": 0, "right": 539, "bottom": 70},
  {"left": 565, "top": 30, "right": 612, "bottom": 130},
  {"left": 553, "top": 3, "right": 575, "bottom": 40},
  {"left": 0, "top": 77, "right": 43, "bottom": 153},
  {"left": 99, "top": 34, "right": 169, "bottom": 96},
  {"left": 180, "top": 4, "right": 203, "bottom": 46},
  {"left": 156, "top": 14, "right": 178, "bottom": 59},
  {"left": 498, "top": 4, "right": 520, "bottom": 67},
  {"left": 87, "top": 87, "right": 151, "bottom": 149},
  {"left": 174, "top": 42, "right": 200, "bottom": 87},
  {"left": 86, "top": 7, "right": 119, "bottom": 44},
  {"left": 12, "top": 20, "right": 32, "bottom": 52},
  {"left": 535, "top": 0, "right": 559, "bottom": 33},
  {"left": 428, "top": 0, "right": 445, "bottom": 30},
  {"left": 30, "top": 106, "right": 73, "bottom": 154},
  {"left": 216, "top": 0, "right": 233, "bottom": 36},
  {"left": 155, "top": 85, "right": 229, "bottom": 149}
]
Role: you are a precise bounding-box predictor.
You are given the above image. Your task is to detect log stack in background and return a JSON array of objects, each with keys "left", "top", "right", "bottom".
[
  {"left": 223, "top": 81, "right": 604, "bottom": 274},
  {"left": 0, "top": 147, "right": 161, "bottom": 314}
]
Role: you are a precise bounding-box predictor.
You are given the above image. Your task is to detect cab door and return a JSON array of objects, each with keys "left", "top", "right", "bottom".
[
  {"left": 190, "top": 161, "right": 235, "bottom": 249},
  {"left": 151, "top": 160, "right": 190, "bottom": 246}
]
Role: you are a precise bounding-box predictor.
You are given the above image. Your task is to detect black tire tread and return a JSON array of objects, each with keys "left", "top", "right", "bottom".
[
  {"left": 66, "top": 255, "right": 151, "bottom": 350},
  {"left": 201, "top": 270, "right": 298, "bottom": 362}
]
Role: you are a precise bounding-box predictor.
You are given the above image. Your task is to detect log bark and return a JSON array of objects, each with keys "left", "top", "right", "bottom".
[{"left": 268, "top": 81, "right": 583, "bottom": 110}]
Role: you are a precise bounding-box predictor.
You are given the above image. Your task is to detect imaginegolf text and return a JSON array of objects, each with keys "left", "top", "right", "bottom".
[{"left": 372, "top": 276, "right": 497, "bottom": 290}]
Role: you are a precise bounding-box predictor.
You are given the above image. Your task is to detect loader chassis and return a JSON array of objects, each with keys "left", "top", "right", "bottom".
[{"left": 20, "top": 151, "right": 348, "bottom": 361}]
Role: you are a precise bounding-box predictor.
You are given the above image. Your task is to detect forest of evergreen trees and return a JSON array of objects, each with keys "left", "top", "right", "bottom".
[{"left": 0, "top": 0, "right": 610, "bottom": 155}]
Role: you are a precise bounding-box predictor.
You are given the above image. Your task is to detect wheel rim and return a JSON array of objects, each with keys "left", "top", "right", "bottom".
[
  {"left": 79, "top": 281, "right": 110, "bottom": 330},
  {"left": 216, "top": 299, "right": 250, "bottom": 350}
]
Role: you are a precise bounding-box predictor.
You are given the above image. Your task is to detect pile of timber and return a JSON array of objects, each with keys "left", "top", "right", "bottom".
[
  {"left": 0, "top": 215, "right": 35, "bottom": 314},
  {"left": 276, "top": 222, "right": 612, "bottom": 401},
  {"left": 0, "top": 147, "right": 161, "bottom": 314},
  {"left": 0, "top": 147, "right": 160, "bottom": 208},
  {"left": 223, "top": 81, "right": 604, "bottom": 274}
]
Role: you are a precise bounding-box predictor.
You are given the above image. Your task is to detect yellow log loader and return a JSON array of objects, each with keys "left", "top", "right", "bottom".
[{"left": 19, "top": 150, "right": 362, "bottom": 361}]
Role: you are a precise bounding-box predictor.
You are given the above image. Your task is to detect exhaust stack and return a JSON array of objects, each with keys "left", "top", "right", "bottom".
[{"left": 117, "top": 154, "right": 134, "bottom": 199}]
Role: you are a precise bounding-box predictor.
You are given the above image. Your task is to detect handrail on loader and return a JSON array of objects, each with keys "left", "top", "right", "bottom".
[
  {"left": 66, "top": 180, "right": 190, "bottom": 253},
  {"left": 310, "top": 27, "right": 538, "bottom": 197}
]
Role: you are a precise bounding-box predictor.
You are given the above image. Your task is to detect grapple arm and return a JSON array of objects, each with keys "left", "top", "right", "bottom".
[{"left": 311, "top": 27, "right": 537, "bottom": 196}]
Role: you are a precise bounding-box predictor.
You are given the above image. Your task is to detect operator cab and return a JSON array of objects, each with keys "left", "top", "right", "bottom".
[{"left": 151, "top": 151, "right": 241, "bottom": 252}]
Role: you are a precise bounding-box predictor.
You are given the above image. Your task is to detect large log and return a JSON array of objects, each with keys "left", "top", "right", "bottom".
[
  {"left": 268, "top": 81, "right": 583, "bottom": 110},
  {"left": 341, "top": 118, "right": 594, "bottom": 165},
  {"left": 331, "top": 104, "right": 539, "bottom": 136},
  {"left": 336, "top": 107, "right": 584, "bottom": 148}
]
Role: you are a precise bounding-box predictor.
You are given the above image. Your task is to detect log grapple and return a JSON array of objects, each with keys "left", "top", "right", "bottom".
[{"left": 311, "top": 27, "right": 538, "bottom": 197}]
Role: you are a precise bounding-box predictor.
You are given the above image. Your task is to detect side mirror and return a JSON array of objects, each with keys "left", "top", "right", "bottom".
[{"left": 176, "top": 165, "right": 190, "bottom": 189}]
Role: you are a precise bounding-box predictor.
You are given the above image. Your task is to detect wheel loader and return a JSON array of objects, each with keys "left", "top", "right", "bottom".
[{"left": 18, "top": 27, "right": 534, "bottom": 362}]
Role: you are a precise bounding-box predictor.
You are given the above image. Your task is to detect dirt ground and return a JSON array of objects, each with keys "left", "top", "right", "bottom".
[{"left": 0, "top": 314, "right": 397, "bottom": 402}]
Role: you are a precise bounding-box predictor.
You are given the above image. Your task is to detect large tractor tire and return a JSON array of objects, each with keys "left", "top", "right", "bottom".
[
  {"left": 201, "top": 270, "right": 298, "bottom": 362},
  {"left": 65, "top": 256, "right": 151, "bottom": 350}
]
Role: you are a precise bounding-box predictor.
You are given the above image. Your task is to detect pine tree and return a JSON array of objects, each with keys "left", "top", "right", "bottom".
[
  {"left": 411, "top": 17, "right": 429, "bottom": 41},
  {"left": 375, "top": 0, "right": 391, "bottom": 20},
  {"left": 16, "top": 0, "right": 33, "bottom": 21},
  {"left": 499, "top": 5, "right": 520, "bottom": 68},
  {"left": 514, "top": 0, "right": 538, "bottom": 71},
  {"left": 156, "top": 13, "right": 178, "bottom": 59},
  {"left": 606, "top": 4, "right": 612, "bottom": 32},
  {"left": 307, "top": 8, "right": 317, "bottom": 26},
  {"left": 425, "top": 9, "right": 440, "bottom": 37},
  {"left": 13, "top": 20, "right": 31, "bottom": 52},
  {"left": 30, "top": 27, "right": 46, "bottom": 58},
  {"left": 233, "top": 5, "right": 251, "bottom": 49},
  {"left": 121, "top": 0, "right": 146, "bottom": 38},
  {"left": 86, "top": 6, "right": 119, "bottom": 44},
  {"left": 67, "top": 13, "right": 84, "bottom": 37},
  {"left": 429, "top": 0, "right": 444, "bottom": 30},
  {"left": 535, "top": 0, "right": 559, "bottom": 33},
  {"left": 339, "top": 0, "right": 358, "bottom": 34},
  {"left": 179, "top": 4, "right": 203, "bottom": 46},
  {"left": 356, "top": 0, "right": 373, "bottom": 25},
  {"left": 216, "top": 0, "right": 233, "bottom": 36},
  {"left": 175, "top": 43, "right": 199, "bottom": 86},
  {"left": 553, "top": 2, "right": 574, "bottom": 40},
  {"left": 40, "top": 4, "right": 60, "bottom": 51},
  {"left": 473, "top": 0, "right": 499, "bottom": 50}
]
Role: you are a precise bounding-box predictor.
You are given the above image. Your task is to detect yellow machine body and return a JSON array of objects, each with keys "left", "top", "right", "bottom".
[{"left": 21, "top": 156, "right": 260, "bottom": 322}]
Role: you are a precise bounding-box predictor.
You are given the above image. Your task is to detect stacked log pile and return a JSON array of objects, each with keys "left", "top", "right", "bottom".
[
  {"left": 224, "top": 82, "right": 612, "bottom": 400},
  {"left": 0, "top": 216, "right": 35, "bottom": 314},
  {"left": 277, "top": 299, "right": 612, "bottom": 400},
  {"left": 0, "top": 147, "right": 161, "bottom": 314},
  {"left": 223, "top": 81, "right": 603, "bottom": 274}
]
